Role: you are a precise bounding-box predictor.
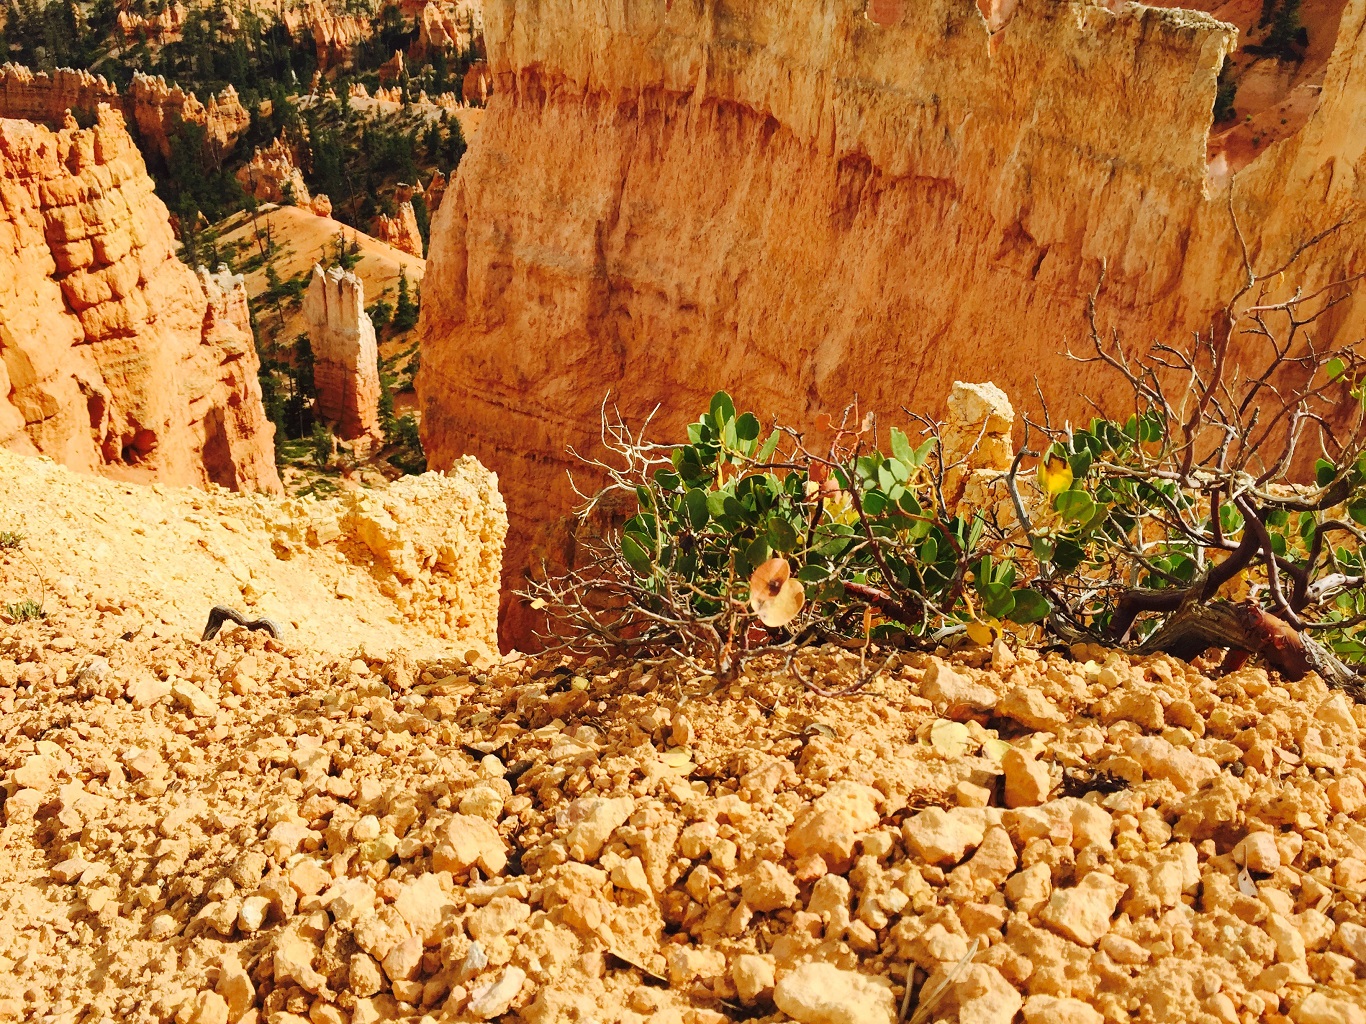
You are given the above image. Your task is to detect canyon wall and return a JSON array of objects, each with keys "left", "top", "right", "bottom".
[
  {"left": 0, "top": 107, "right": 281, "bottom": 493},
  {"left": 0, "top": 64, "right": 250, "bottom": 163},
  {"left": 416, "top": 0, "right": 1366, "bottom": 639}
]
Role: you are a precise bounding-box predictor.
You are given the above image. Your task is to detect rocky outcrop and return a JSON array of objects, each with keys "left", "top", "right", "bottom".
[
  {"left": 417, "top": 0, "right": 1366, "bottom": 638},
  {"left": 303, "top": 264, "right": 383, "bottom": 449},
  {"left": 461, "top": 60, "right": 491, "bottom": 106},
  {"left": 0, "top": 64, "right": 249, "bottom": 163},
  {"left": 378, "top": 50, "right": 406, "bottom": 86},
  {"left": 425, "top": 170, "right": 448, "bottom": 214},
  {"left": 235, "top": 138, "right": 311, "bottom": 206},
  {"left": 117, "top": 1, "right": 187, "bottom": 41},
  {"left": 290, "top": 1, "right": 370, "bottom": 70},
  {"left": 0, "top": 107, "right": 281, "bottom": 493},
  {"left": 371, "top": 201, "right": 424, "bottom": 257},
  {"left": 411, "top": 0, "right": 485, "bottom": 61}
]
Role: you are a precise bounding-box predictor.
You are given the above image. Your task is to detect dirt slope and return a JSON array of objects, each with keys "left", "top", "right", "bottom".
[
  {"left": 0, "top": 449, "right": 503, "bottom": 660},
  {"left": 2, "top": 519, "right": 1366, "bottom": 1023}
]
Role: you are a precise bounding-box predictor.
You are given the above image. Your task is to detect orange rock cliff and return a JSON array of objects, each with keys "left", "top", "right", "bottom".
[
  {"left": 416, "top": 0, "right": 1366, "bottom": 637},
  {"left": 0, "top": 64, "right": 250, "bottom": 163},
  {"left": 0, "top": 107, "right": 281, "bottom": 494}
]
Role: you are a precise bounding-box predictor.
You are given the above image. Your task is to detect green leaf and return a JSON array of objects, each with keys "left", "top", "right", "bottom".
[
  {"left": 890, "top": 427, "right": 914, "bottom": 465},
  {"left": 862, "top": 490, "right": 888, "bottom": 515},
  {"left": 1327, "top": 356, "right": 1347, "bottom": 381},
  {"left": 1054, "top": 490, "right": 1096, "bottom": 523},
  {"left": 735, "top": 412, "right": 761, "bottom": 443},
  {"left": 1316, "top": 459, "right": 1337, "bottom": 488},
  {"left": 1351, "top": 499, "right": 1366, "bottom": 527},
  {"left": 620, "top": 533, "right": 652, "bottom": 576},
  {"left": 744, "top": 536, "right": 770, "bottom": 572},
  {"left": 684, "top": 488, "right": 709, "bottom": 531},
  {"left": 1031, "top": 536, "right": 1055, "bottom": 563},
  {"left": 979, "top": 582, "right": 1015, "bottom": 619},
  {"left": 766, "top": 517, "right": 798, "bottom": 552},
  {"left": 756, "top": 428, "right": 781, "bottom": 464},
  {"left": 710, "top": 391, "right": 736, "bottom": 427},
  {"left": 1008, "top": 589, "right": 1052, "bottom": 624},
  {"left": 913, "top": 438, "right": 936, "bottom": 466}
]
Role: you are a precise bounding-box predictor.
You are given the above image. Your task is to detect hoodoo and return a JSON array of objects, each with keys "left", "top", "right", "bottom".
[{"left": 417, "top": 0, "right": 1366, "bottom": 635}]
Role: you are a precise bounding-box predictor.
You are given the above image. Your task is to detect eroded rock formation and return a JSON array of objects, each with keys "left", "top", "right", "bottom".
[
  {"left": 371, "top": 201, "right": 424, "bottom": 257},
  {"left": 235, "top": 138, "right": 311, "bottom": 206},
  {"left": 117, "top": 1, "right": 188, "bottom": 41},
  {"left": 304, "top": 264, "right": 383, "bottom": 449},
  {"left": 461, "top": 60, "right": 491, "bottom": 106},
  {"left": 0, "top": 108, "right": 281, "bottom": 493},
  {"left": 0, "top": 64, "right": 249, "bottom": 163},
  {"left": 417, "top": 0, "right": 1366, "bottom": 639},
  {"left": 411, "top": 0, "right": 485, "bottom": 61}
]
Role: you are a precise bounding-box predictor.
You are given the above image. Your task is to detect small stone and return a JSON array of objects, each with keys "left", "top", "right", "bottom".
[
  {"left": 468, "top": 966, "right": 526, "bottom": 1019},
  {"left": 126, "top": 674, "right": 172, "bottom": 708},
  {"left": 670, "top": 711, "right": 695, "bottom": 747},
  {"left": 1040, "top": 872, "right": 1127, "bottom": 946},
  {"left": 171, "top": 680, "right": 217, "bottom": 717},
  {"left": 562, "top": 796, "right": 634, "bottom": 862},
  {"left": 290, "top": 859, "right": 332, "bottom": 898},
  {"left": 393, "top": 872, "right": 456, "bottom": 945},
  {"left": 741, "top": 861, "right": 800, "bottom": 912},
  {"left": 786, "top": 781, "right": 882, "bottom": 867},
  {"left": 1005, "top": 862, "right": 1052, "bottom": 914},
  {"left": 921, "top": 659, "right": 997, "bottom": 711},
  {"left": 177, "top": 991, "right": 228, "bottom": 1024},
  {"left": 52, "top": 858, "right": 90, "bottom": 884},
  {"left": 955, "top": 964, "right": 1022, "bottom": 1024},
  {"left": 1266, "top": 912, "right": 1307, "bottom": 963},
  {"left": 732, "top": 954, "right": 776, "bottom": 1005},
  {"left": 349, "top": 953, "right": 384, "bottom": 998},
  {"left": 902, "top": 806, "right": 986, "bottom": 865},
  {"left": 433, "top": 814, "right": 507, "bottom": 875},
  {"left": 382, "top": 934, "right": 423, "bottom": 982},
  {"left": 14, "top": 753, "right": 58, "bottom": 793},
  {"left": 1125, "top": 735, "right": 1218, "bottom": 794},
  {"left": 149, "top": 913, "right": 181, "bottom": 939},
  {"left": 965, "top": 826, "right": 1017, "bottom": 886},
  {"left": 996, "top": 687, "right": 1066, "bottom": 730},
  {"left": 1333, "top": 921, "right": 1366, "bottom": 965},
  {"left": 1098, "top": 933, "right": 1149, "bottom": 965},
  {"left": 773, "top": 962, "right": 896, "bottom": 1024},
  {"left": 1291, "top": 993, "right": 1366, "bottom": 1024},
  {"left": 459, "top": 786, "right": 505, "bottom": 820},
  {"left": 466, "top": 895, "right": 530, "bottom": 942},
  {"left": 352, "top": 815, "right": 381, "bottom": 842},
  {"left": 309, "top": 1003, "right": 346, "bottom": 1024},
  {"left": 216, "top": 959, "right": 255, "bottom": 1020},
  {"left": 610, "top": 856, "right": 651, "bottom": 895},
  {"left": 1002, "top": 748, "right": 1051, "bottom": 807},
  {"left": 1022, "top": 994, "right": 1103, "bottom": 1024},
  {"left": 1326, "top": 776, "right": 1366, "bottom": 816},
  {"left": 1235, "top": 832, "right": 1281, "bottom": 875}
]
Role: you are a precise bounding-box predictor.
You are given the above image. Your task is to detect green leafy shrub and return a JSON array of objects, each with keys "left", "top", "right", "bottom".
[{"left": 532, "top": 266, "right": 1366, "bottom": 694}]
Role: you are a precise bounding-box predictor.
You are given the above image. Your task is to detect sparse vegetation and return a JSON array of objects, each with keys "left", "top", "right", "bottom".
[
  {"left": 532, "top": 261, "right": 1366, "bottom": 693},
  {"left": 4, "top": 599, "right": 45, "bottom": 622}
]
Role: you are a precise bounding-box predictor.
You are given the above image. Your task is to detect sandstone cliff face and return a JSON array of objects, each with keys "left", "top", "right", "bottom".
[
  {"left": 0, "top": 108, "right": 281, "bottom": 493},
  {"left": 417, "top": 0, "right": 1366, "bottom": 639},
  {"left": 304, "top": 264, "right": 383, "bottom": 448},
  {"left": 0, "top": 64, "right": 249, "bottom": 163},
  {"left": 411, "top": 0, "right": 485, "bottom": 61}
]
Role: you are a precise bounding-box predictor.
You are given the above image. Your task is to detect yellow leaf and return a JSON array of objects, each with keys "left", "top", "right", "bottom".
[
  {"left": 660, "top": 750, "right": 693, "bottom": 772},
  {"left": 1038, "top": 453, "right": 1074, "bottom": 496},
  {"left": 930, "top": 719, "right": 970, "bottom": 758},
  {"left": 982, "top": 738, "right": 1012, "bottom": 762},
  {"left": 965, "top": 620, "right": 995, "bottom": 647},
  {"left": 530, "top": 597, "right": 547, "bottom": 610}
]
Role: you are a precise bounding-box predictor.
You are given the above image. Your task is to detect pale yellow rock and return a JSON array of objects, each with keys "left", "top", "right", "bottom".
[
  {"left": 732, "top": 953, "right": 775, "bottom": 1004},
  {"left": 902, "top": 806, "right": 987, "bottom": 865},
  {"left": 773, "top": 962, "right": 896, "bottom": 1024},
  {"left": 1040, "top": 872, "right": 1127, "bottom": 946}
]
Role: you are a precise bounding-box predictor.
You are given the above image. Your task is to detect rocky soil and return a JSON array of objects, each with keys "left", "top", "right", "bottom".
[{"left": 3, "top": 577, "right": 1366, "bottom": 1023}]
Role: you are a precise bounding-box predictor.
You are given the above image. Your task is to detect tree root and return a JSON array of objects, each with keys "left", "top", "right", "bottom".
[{"left": 1140, "top": 599, "right": 1364, "bottom": 700}]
